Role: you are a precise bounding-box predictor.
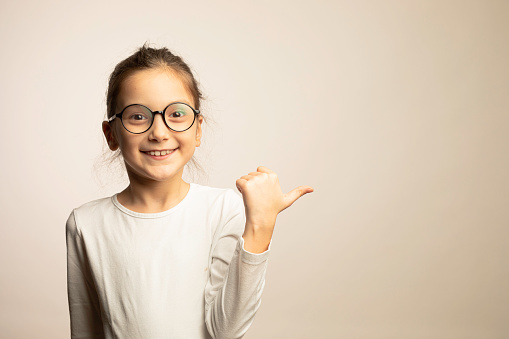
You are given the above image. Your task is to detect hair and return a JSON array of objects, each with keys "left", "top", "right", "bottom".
[
  {"left": 106, "top": 44, "right": 204, "bottom": 120},
  {"left": 94, "top": 43, "right": 209, "bottom": 188}
]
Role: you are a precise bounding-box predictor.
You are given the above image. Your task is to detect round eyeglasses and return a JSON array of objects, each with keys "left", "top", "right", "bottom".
[{"left": 107, "top": 102, "right": 200, "bottom": 134}]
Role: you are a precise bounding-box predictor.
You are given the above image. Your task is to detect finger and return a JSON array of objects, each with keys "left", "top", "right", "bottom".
[
  {"left": 257, "top": 166, "right": 275, "bottom": 174},
  {"left": 282, "top": 186, "right": 314, "bottom": 210},
  {"left": 248, "top": 172, "right": 264, "bottom": 176},
  {"left": 236, "top": 178, "right": 248, "bottom": 193}
]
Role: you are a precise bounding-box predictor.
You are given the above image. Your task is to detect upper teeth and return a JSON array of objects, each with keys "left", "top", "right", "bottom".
[{"left": 146, "top": 150, "right": 174, "bottom": 156}]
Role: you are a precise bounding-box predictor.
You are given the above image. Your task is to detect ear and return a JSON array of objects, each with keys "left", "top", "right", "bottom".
[
  {"left": 195, "top": 115, "right": 204, "bottom": 147},
  {"left": 102, "top": 121, "right": 119, "bottom": 151}
]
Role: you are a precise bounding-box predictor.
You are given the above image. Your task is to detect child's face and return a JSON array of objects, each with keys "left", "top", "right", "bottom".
[{"left": 103, "top": 68, "right": 203, "bottom": 183}]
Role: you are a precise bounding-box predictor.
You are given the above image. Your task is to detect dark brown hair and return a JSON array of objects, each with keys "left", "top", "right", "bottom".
[{"left": 106, "top": 43, "right": 204, "bottom": 119}]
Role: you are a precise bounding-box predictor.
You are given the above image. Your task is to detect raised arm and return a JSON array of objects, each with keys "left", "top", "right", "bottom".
[
  {"left": 66, "top": 211, "right": 105, "bottom": 339},
  {"left": 204, "top": 167, "right": 313, "bottom": 338},
  {"left": 204, "top": 190, "right": 271, "bottom": 339}
]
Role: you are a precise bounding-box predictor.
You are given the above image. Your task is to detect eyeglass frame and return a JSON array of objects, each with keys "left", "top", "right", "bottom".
[{"left": 107, "top": 101, "right": 201, "bottom": 134}]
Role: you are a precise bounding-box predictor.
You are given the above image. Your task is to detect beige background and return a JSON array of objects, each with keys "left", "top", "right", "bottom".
[{"left": 1, "top": 0, "right": 508, "bottom": 338}]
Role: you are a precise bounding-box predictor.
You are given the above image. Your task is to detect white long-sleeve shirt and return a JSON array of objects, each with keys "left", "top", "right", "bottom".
[{"left": 66, "top": 183, "right": 271, "bottom": 339}]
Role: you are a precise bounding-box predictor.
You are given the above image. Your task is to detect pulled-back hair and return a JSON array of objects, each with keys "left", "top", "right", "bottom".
[
  {"left": 106, "top": 43, "right": 203, "bottom": 120},
  {"left": 96, "top": 44, "right": 208, "bottom": 186}
]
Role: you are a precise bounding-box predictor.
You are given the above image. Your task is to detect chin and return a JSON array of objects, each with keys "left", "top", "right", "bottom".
[
  {"left": 144, "top": 172, "right": 178, "bottom": 182},
  {"left": 150, "top": 168, "right": 184, "bottom": 181},
  {"left": 126, "top": 165, "right": 181, "bottom": 183}
]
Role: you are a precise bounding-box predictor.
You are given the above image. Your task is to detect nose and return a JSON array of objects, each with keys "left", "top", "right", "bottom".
[{"left": 148, "top": 112, "right": 170, "bottom": 142}]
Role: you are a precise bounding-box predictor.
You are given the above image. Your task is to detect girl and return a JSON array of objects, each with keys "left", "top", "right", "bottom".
[{"left": 66, "top": 45, "right": 313, "bottom": 339}]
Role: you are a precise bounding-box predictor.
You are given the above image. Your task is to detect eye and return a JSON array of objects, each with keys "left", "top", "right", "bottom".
[
  {"left": 124, "top": 110, "right": 150, "bottom": 120},
  {"left": 131, "top": 114, "right": 147, "bottom": 120},
  {"left": 124, "top": 112, "right": 150, "bottom": 124},
  {"left": 169, "top": 111, "right": 186, "bottom": 118}
]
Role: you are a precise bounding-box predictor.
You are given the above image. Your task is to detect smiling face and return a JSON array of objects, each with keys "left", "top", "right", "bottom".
[{"left": 102, "top": 67, "right": 203, "bottom": 184}]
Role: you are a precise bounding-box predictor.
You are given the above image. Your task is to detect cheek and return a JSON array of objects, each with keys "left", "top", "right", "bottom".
[
  {"left": 182, "top": 134, "right": 198, "bottom": 148},
  {"left": 117, "top": 134, "right": 141, "bottom": 154}
]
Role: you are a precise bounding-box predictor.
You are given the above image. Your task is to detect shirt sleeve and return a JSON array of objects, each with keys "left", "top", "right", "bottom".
[
  {"left": 204, "top": 190, "right": 272, "bottom": 339},
  {"left": 66, "top": 210, "right": 106, "bottom": 339}
]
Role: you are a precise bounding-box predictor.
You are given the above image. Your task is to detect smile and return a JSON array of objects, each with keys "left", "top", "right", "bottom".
[{"left": 141, "top": 149, "right": 176, "bottom": 156}]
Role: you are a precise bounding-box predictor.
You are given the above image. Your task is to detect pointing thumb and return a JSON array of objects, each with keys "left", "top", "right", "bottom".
[{"left": 282, "top": 186, "right": 314, "bottom": 211}]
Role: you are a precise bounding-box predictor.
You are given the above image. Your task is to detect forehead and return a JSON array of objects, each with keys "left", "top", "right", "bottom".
[{"left": 118, "top": 68, "right": 194, "bottom": 110}]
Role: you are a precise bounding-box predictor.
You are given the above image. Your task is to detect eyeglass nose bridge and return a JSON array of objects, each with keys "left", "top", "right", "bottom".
[
  {"left": 149, "top": 110, "right": 170, "bottom": 130},
  {"left": 149, "top": 110, "right": 166, "bottom": 122}
]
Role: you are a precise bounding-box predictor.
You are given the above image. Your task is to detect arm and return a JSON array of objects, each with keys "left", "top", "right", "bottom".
[
  {"left": 66, "top": 210, "right": 105, "bottom": 339},
  {"left": 204, "top": 191, "right": 271, "bottom": 339},
  {"left": 205, "top": 166, "right": 313, "bottom": 338}
]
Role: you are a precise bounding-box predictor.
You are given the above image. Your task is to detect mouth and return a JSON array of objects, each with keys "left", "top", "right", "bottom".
[{"left": 141, "top": 149, "right": 177, "bottom": 156}]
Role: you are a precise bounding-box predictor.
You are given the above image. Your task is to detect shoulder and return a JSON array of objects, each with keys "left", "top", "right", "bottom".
[
  {"left": 191, "top": 183, "right": 243, "bottom": 208},
  {"left": 192, "top": 184, "right": 246, "bottom": 239},
  {"left": 189, "top": 183, "right": 245, "bottom": 224},
  {"left": 65, "top": 196, "right": 114, "bottom": 236},
  {"left": 74, "top": 196, "right": 114, "bottom": 220}
]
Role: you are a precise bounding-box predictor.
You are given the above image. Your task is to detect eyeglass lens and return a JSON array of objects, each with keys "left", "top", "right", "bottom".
[{"left": 121, "top": 103, "right": 195, "bottom": 133}]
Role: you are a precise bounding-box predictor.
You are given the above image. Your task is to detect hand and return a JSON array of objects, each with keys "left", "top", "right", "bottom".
[{"left": 236, "top": 166, "right": 314, "bottom": 232}]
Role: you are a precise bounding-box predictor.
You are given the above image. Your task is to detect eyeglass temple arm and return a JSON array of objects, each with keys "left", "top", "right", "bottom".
[{"left": 107, "top": 114, "right": 119, "bottom": 122}]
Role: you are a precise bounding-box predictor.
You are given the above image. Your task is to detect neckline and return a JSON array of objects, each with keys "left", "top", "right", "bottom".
[{"left": 111, "top": 183, "right": 196, "bottom": 219}]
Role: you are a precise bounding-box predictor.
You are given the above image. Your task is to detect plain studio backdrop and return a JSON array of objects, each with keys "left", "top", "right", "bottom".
[{"left": 0, "top": 0, "right": 507, "bottom": 338}]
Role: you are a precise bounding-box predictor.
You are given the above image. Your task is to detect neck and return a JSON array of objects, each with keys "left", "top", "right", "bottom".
[{"left": 117, "top": 169, "right": 190, "bottom": 213}]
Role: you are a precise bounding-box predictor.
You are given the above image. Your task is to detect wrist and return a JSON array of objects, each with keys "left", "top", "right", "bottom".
[
  {"left": 243, "top": 224, "right": 274, "bottom": 238},
  {"left": 245, "top": 214, "right": 277, "bottom": 230},
  {"left": 242, "top": 222, "right": 274, "bottom": 253}
]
